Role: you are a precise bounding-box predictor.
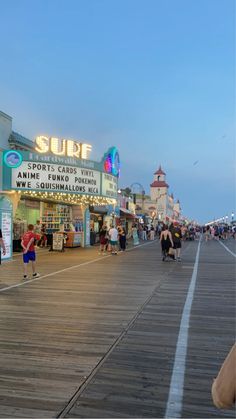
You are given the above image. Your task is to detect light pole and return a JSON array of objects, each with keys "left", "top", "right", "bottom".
[
  {"left": 232, "top": 211, "right": 234, "bottom": 222},
  {"left": 225, "top": 215, "right": 228, "bottom": 225}
]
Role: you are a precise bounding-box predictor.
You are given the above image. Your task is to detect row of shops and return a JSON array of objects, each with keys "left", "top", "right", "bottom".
[{"left": 0, "top": 111, "right": 138, "bottom": 260}]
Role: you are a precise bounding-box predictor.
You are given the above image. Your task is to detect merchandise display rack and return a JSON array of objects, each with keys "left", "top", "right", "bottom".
[{"left": 41, "top": 204, "right": 72, "bottom": 232}]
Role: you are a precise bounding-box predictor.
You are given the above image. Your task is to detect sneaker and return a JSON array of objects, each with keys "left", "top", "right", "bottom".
[
  {"left": 23, "top": 275, "right": 29, "bottom": 280},
  {"left": 177, "top": 257, "right": 181, "bottom": 262},
  {"left": 32, "top": 273, "right": 40, "bottom": 278}
]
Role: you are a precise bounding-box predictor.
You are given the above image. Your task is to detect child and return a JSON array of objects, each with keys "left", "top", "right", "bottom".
[{"left": 21, "top": 224, "right": 41, "bottom": 279}]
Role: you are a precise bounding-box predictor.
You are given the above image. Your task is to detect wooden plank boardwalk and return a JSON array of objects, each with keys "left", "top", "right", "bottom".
[{"left": 0, "top": 238, "right": 235, "bottom": 418}]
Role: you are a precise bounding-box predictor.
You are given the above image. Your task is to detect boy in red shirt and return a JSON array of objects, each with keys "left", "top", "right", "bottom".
[{"left": 21, "top": 224, "right": 41, "bottom": 279}]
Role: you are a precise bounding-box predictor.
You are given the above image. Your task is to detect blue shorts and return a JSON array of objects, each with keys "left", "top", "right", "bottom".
[{"left": 23, "top": 251, "right": 36, "bottom": 263}]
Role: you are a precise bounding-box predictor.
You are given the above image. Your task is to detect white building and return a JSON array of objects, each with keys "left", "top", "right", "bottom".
[{"left": 135, "top": 165, "right": 181, "bottom": 222}]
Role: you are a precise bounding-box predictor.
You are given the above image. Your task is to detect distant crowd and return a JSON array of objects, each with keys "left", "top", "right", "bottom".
[
  {"left": 98, "top": 221, "right": 236, "bottom": 261},
  {"left": 203, "top": 224, "right": 236, "bottom": 241}
]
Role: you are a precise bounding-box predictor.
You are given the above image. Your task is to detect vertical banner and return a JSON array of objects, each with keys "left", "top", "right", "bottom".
[
  {"left": 84, "top": 208, "right": 90, "bottom": 247},
  {"left": 1, "top": 211, "right": 12, "bottom": 260}
]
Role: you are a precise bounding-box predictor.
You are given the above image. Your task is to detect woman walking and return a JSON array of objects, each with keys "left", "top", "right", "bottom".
[
  {"left": 118, "top": 226, "right": 127, "bottom": 251},
  {"left": 99, "top": 225, "right": 108, "bottom": 255},
  {"left": 150, "top": 225, "right": 155, "bottom": 240},
  {"left": 160, "top": 225, "right": 174, "bottom": 261}
]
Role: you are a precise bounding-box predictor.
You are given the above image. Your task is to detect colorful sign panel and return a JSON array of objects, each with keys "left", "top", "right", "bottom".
[{"left": 103, "top": 147, "right": 120, "bottom": 177}]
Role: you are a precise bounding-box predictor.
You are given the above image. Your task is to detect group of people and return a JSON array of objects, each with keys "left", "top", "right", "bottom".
[
  {"left": 98, "top": 221, "right": 183, "bottom": 262},
  {"left": 98, "top": 223, "right": 143, "bottom": 255},
  {"left": 160, "top": 222, "right": 182, "bottom": 262},
  {"left": 99, "top": 224, "right": 127, "bottom": 255},
  {"left": 138, "top": 224, "right": 155, "bottom": 240},
  {"left": 204, "top": 224, "right": 236, "bottom": 242}
]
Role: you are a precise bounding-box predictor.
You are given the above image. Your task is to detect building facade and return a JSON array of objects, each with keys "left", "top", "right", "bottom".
[
  {"left": 0, "top": 110, "right": 120, "bottom": 259},
  {"left": 135, "top": 165, "right": 181, "bottom": 223}
]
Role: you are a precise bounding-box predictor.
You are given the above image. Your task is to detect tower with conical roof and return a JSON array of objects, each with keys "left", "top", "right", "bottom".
[
  {"left": 150, "top": 165, "right": 169, "bottom": 221},
  {"left": 150, "top": 165, "right": 169, "bottom": 201}
]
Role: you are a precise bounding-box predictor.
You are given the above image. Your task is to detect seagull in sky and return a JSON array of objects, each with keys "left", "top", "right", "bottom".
[{"left": 193, "top": 160, "right": 199, "bottom": 166}]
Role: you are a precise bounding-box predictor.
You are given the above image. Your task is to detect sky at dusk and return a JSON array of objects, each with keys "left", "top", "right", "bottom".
[{"left": 0, "top": 0, "right": 235, "bottom": 223}]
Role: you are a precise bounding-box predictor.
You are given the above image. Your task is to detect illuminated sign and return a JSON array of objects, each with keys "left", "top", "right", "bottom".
[
  {"left": 35, "top": 136, "right": 92, "bottom": 159},
  {"left": 103, "top": 147, "right": 120, "bottom": 177},
  {"left": 11, "top": 162, "right": 101, "bottom": 195},
  {"left": 4, "top": 151, "right": 22, "bottom": 168},
  {"left": 102, "top": 173, "right": 118, "bottom": 198}
]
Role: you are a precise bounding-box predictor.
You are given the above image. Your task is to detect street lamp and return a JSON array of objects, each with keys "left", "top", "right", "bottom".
[
  {"left": 225, "top": 215, "right": 228, "bottom": 224},
  {"left": 232, "top": 212, "right": 234, "bottom": 222}
]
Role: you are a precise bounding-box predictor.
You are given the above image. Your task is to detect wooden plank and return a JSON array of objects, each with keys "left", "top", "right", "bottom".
[{"left": 0, "top": 239, "right": 235, "bottom": 418}]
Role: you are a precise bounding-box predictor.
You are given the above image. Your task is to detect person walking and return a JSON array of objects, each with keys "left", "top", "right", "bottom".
[
  {"left": 34, "top": 220, "right": 42, "bottom": 247},
  {"left": 0, "top": 229, "right": 6, "bottom": 265},
  {"left": 160, "top": 225, "right": 174, "bottom": 261},
  {"left": 205, "top": 225, "right": 211, "bottom": 242},
  {"left": 34, "top": 220, "right": 41, "bottom": 234},
  {"left": 117, "top": 226, "right": 126, "bottom": 251},
  {"left": 171, "top": 221, "right": 182, "bottom": 261},
  {"left": 150, "top": 225, "right": 155, "bottom": 240},
  {"left": 21, "top": 224, "right": 41, "bottom": 279},
  {"left": 108, "top": 225, "right": 119, "bottom": 255},
  {"left": 99, "top": 225, "right": 108, "bottom": 255},
  {"left": 143, "top": 225, "right": 147, "bottom": 240}
]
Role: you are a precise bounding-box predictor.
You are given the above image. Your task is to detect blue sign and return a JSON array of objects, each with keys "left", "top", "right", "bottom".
[{"left": 4, "top": 151, "right": 22, "bottom": 168}]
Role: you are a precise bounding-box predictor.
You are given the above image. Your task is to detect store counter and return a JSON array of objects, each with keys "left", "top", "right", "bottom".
[{"left": 65, "top": 231, "right": 82, "bottom": 248}]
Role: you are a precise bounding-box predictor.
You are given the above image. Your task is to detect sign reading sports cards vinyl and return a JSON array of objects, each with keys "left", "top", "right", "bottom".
[
  {"left": 11, "top": 161, "right": 101, "bottom": 195},
  {"left": 2, "top": 146, "right": 120, "bottom": 198}
]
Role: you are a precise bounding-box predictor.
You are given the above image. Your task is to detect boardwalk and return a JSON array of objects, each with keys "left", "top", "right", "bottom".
[{"left": 0, "top": 239, "right": 235, "bottom": 418}]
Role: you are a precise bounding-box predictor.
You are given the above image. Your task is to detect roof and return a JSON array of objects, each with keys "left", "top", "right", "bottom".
[
  {"left": 0, "top": 110, "right": 12, "bottom": 121},
  {"left": 154, "top": 165, "right": 166, "bottom": 176},
  {"left": 120, "top": 208, "right": 137, "bottom": 219},
  {"left": 150, "top": 181, "right": 169, "bottom": 188},
  {"left": 8, "top": 131, "right": 35, "bottom": 150}
]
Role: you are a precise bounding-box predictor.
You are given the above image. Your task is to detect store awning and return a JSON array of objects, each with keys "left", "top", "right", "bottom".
[
  {"left": 89, "top": 205, "right": 108, "bottom": 214},
  {"left": 120, "top": 208, "right": 137, "bottom": 219}
]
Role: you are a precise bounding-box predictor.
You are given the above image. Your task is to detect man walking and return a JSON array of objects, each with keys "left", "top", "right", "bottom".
[
  {"left": 109, "top": 225, "right": 119, "bottom": 255},
  {"left": 171, "top": 221, "right": 182, "bottom": 261}
]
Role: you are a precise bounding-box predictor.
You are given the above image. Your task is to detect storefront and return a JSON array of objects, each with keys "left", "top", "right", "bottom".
[
  {"left": 1, "top": 137, "right": 120, "bottom": 252},
  {"left": 119, "top": 208, "right": 137, "bottom": 235}
]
